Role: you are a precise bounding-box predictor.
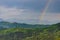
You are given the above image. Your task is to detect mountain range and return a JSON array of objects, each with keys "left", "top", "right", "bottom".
[
  {"left": 0, "top": 22, "right": 60, "bottom": 40},
  {"left": 0, "top": 21, "right": 49, "bottom": 29},
  {"left": 0, "top": 21, "right": 60, "bottom": 40}
]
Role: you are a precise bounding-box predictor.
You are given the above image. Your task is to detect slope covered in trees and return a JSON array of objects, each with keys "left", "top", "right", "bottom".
[{"left": 0, "top": 23, "right": 60, "bottom": 40}]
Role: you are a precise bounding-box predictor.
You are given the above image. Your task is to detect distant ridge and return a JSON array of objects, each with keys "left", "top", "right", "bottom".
[{"left": 0, "top": 21, "right": 50, "bottom": 29}]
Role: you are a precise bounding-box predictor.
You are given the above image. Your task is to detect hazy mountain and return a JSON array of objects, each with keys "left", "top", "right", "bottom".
[{"left": 0, "top": 21, "right": 50, "bottom": 29}]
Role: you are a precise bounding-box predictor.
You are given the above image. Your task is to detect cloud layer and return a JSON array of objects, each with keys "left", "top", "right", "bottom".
[
  {"left": 0, "top": 0, "right": 60, "bottom": 24},
  {"left": 0, "top": 6, "right": 40, "bottom": 24}
]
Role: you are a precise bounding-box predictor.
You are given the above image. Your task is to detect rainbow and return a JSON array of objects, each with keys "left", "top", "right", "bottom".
[{"left": 40, "top": 0, "right": 52, "bottom": 24}]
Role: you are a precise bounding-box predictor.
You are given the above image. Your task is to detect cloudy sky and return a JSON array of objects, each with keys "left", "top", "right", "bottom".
[{"left": 0, "top": 0, "right": 60, "bottom": 24}]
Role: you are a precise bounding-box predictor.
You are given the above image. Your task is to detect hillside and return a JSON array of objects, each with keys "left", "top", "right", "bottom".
[
  {"left": 0, "top": 21, "right": 49, "bottom": 29},
  {"left": 0, "top": 23, "right": 60, "bottom": 40}
]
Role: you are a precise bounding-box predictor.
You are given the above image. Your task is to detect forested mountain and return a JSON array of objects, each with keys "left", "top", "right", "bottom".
[
  {"left": 0, "top": 23, "right": 60, "bottom": 40},
  {"left": 0, "top": 21, "right": 49, "bottom": 29}
]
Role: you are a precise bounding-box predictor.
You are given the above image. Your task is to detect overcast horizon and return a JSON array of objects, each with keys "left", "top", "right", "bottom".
[{"left": 0, "top": 0, "right": 60, "bottom": 24}]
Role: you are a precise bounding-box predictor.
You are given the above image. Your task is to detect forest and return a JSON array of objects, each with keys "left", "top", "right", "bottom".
[{"left": 0, "top": 22, "right": 60, "bottom": 40}]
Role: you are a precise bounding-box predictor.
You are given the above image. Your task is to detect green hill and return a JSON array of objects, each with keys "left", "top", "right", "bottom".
[{"left": 0, "top": 23, "right": 60, "bottom": 40}]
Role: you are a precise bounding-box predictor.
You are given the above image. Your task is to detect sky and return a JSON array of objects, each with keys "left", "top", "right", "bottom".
[{"left": 0, "top": 0, "right": 60, "bottom": 24}]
